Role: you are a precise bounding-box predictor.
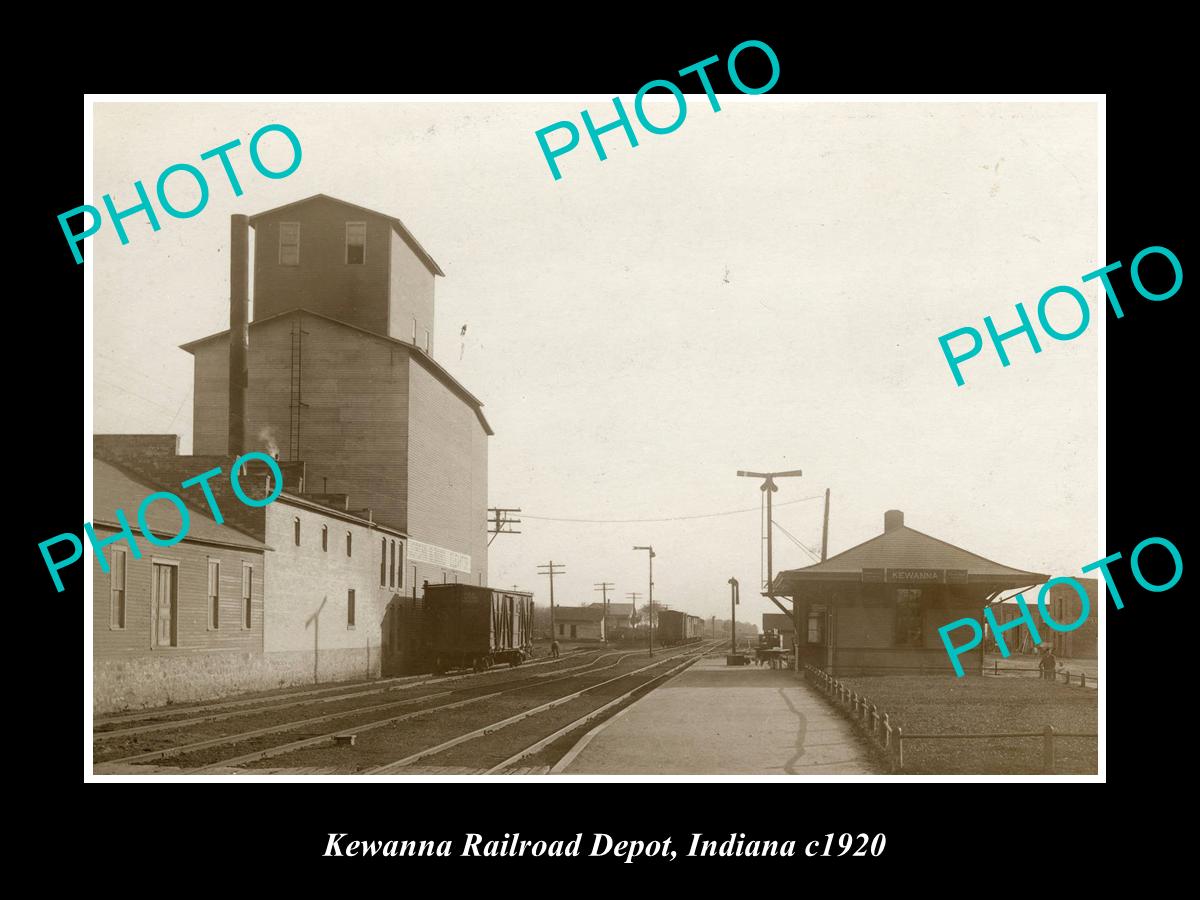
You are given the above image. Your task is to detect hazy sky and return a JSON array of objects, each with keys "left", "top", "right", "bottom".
[{"left": 92, "top": 99, "right": 1099, "bottom": 622}]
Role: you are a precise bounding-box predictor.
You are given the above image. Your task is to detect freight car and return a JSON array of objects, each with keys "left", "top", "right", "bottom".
[
  {"left": 423, "top": 584, "right": 535, "bottom": 673},
  {"left": 657, "top": 609, "right": 705, "bottom": 646}
]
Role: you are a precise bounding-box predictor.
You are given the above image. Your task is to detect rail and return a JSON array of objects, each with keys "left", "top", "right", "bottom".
[
  {"left": 984, "top": 659, "right": 1097, "bottom": 687},
  {"left": 802, "top": 665, "right": 1097, "bottom": 774}
]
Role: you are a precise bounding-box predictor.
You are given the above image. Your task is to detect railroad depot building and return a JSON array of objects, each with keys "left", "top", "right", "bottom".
[
  {"left": 93, "top": 194, "right": 494, "bottom": 711},
  {"left": 772, "top": 510, "right": 1048, "bottom": 676}
]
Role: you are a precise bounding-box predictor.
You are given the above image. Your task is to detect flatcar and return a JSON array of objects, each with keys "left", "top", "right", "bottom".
[
  {"left": 423, "top": 584, "right": 534, "bottom": 673},
  {"left": 657, "top": 609, "right": 706, "bottom": 646}
]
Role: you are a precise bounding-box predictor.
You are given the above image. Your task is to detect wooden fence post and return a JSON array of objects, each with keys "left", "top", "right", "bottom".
[
  {"left": 882, "top": 714, "right": 891, "bottom": 750},
  {"left": 1043, "top": 725, "right": 1056, "bottom": 774},
  {"left": 896, "top": 727, "right": 904, "bottom": 771}
]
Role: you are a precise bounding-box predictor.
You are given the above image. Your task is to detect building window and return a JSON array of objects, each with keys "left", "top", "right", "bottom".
[
  {"left": 208, "top": 559, "right": 220, "bottom": 629},
  {"left": 397, "top": 542, "right": 405, "bottom": 591},
  {"left": 380, "top": 537, "right": 387, "bottom": 586},
  {"left": 389, "top": 540, "right": 396, "bottom": 588},
  {"left": 412, "top": 317, "right": 417, "bottom": 345},
  {"left": 346, "top": 222, "right": 366, "bottom": 265},
  {"left": 571, "top": 624, "right": 577, "bottom": 639},
  {"left": 109, "top": 547, "right": 127, "bottom": 629},
  {"left": 423, "top": 329, "right": 430, "bottom": 353},
  {"left": 242, "top": 563, "right": 253, "bottom": 629},
  {"left": 558, "top": 623, "right": 565, "bottom": 636},
  {"left": 279, "top": 222, "right": 300, "bottom": 266},
  {"left": 895, "top": 589, "right": 923, "bottom": 647},
  {"left": 807, "top": 604, "right": 826, "bottom": 644},
  {"left": 347, "top": 589, "right": 356, "bottom": 628},
  {"left": 346, "top": 531, "right": 353, "bottom": 557},
  {"left": 321, "top": 524, "right": 328, "bottom": 552},
  {"left": 293, "top": 517, "right": 301, "bottom": 546}
]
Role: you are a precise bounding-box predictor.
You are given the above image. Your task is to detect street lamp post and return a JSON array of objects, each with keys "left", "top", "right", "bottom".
[{"left": 633, "top": 546, "right": 655, "bottom": 656}]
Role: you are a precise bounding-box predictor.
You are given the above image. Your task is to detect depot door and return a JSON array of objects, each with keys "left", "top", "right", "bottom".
[{"left": 153, "top": 563, "right": 178, "bottom": 648}]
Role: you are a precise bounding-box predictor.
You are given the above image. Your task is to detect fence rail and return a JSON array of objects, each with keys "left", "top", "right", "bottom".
[
  {"left": 984, "top": 659, "right": 1097, "bottom": 687},
  {"left": 802, "top": 665, "right": 1098, "bottom": 773}
]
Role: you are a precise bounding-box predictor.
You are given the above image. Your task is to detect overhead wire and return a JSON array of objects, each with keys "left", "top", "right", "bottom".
[{"left": 518, "top": 494, "right": 823, "bottom": 525}]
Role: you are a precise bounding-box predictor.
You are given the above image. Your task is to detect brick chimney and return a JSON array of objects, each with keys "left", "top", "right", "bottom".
[{"left": 884, "top": 509, "right": 905, "bottom": 532}]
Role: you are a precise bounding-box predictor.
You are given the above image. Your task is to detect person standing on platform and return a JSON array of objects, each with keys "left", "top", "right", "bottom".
[
  {"left": 550, "top": 639, "right": 560, "bottom": 659},
  {"left": 1039, "top": 647, "right": 1056, "bottom": 681}
]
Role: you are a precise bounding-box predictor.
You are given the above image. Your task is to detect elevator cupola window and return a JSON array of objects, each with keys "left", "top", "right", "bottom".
[{"left": 346, "top": 222, "right": 366, "bottom": 264}]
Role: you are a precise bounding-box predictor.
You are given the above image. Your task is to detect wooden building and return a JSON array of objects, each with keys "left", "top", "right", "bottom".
[
  {"left": 93, "top": 438, "right": 405, "bottom": 713},
  {"left": 590, "top": 601, "right": 638, "bottom": 636},
  {"left": 552, "top": 606, "right": 607, "bottom": 642},
  {"left": 989, "top": 577, "right": 1097, "bottom": 659},
  {"left": 772, "top": 510, "right": 1047, "bottom": 676},
  {"left": 182, "top": 196, "right": 491, "bottom": 594}
]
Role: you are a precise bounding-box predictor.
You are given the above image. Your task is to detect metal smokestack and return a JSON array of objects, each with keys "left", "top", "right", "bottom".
[{"left": 228, "top": 214, "right": 250, "bottom": 457}]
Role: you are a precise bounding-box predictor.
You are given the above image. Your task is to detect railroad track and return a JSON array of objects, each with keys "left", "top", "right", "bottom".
[
  {"left": 375, "top": 641, "right": 719, "bottom": 775},
  {"left": 95, "top": 643, "right": 713, "bottom": 772},
  {"left": 93, "top": 646, "right": 607, "bottom": 737}
]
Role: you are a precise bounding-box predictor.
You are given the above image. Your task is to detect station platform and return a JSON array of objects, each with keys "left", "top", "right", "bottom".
[{"left": 556, "top": 655, "right": 881, "bottom": 775}]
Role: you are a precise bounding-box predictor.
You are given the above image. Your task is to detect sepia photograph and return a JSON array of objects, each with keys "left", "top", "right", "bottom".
[{"left": 85, "top": 97, "right": 1100, "bottom": 778}]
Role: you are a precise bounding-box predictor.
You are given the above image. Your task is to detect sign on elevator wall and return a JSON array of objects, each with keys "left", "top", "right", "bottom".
[{"left": 408, "top": 538, "right": 472, "bottom": 575}]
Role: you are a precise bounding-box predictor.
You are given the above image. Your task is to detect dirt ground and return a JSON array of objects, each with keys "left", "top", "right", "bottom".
[{"left": 837, "top": 674, "right": 1098, "bottom": 774}]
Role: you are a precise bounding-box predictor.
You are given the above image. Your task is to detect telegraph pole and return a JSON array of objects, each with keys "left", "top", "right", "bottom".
[
  {"left": 727, "top": 577, "right": 739, "bottom": 655},
  {"left": 737, "top": 469, "right": 804, "bottom": 593},
  {"left": 488, "top": 507, "right": 522, "bottom": 546},
  {"left": 821, "top": 488, "right": 831, "bottom": 562},
  {"left": 537, "top": 561, "right": 565, "bottom": 645},
  {"left": 633, "top": 546, "right": 655, "bottom": 656},
  {"left": 626, "top": 591, "right": 642, "bottom": 643},
  {"left": 594, "top": 581, "right": 614, "bottom": 644}
]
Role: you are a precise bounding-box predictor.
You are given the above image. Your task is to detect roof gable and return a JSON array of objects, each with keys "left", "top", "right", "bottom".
[
  {"left": 553, "top": 606, "right": 606, "bottom": 622},
  {"left": 179, "top": 307, "right": 493, "bottom": 436},
  {"left": 93, "top": 459, "right": 267, "bottom": 551},
  {"left": 775, "top": 524, "right": 1047, "bottom": 586},
  {"left": 247, "top": 193, "right": 444, "bottom": 276}
]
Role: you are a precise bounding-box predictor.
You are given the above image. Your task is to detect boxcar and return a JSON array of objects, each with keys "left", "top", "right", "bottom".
[
  {"left": 658, "top": 609, "right": 704, "bottom": 646},
  {"left": 424, "top": 584, "right": 535, "bottom": 673}
]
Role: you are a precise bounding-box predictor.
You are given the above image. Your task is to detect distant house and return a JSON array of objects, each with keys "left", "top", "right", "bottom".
[
  {"left": 552, "top": 606, "right": 606, "bottom": 642},
  {"left": 772, "top": 509, "right": 1048, "bottom": 676},
  {"left": 990, "top": 578, "right": 1097, "bottom": 658},
  {"left": 590, "top": 601, "right": 638, "bottom": 635}
]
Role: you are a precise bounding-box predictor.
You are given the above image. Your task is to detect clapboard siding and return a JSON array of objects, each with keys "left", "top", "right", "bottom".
[{"left": 92, "top": 529, "right": 265, "bottom": 657}]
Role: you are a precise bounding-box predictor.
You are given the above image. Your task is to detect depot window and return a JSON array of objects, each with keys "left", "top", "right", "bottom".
[
  {"left": 380, "top": 538, "right": 387, "bottom": 586},
  {"left": 321, "top": 524, "right": 328, "bottom": 552},
  {"left": 894, "top": 589, "right": 923, "bottom": 647},
  {"left": 346, "top": 222, "right": 366, "bottom": 265},
  {"left": 807, "top": 604, "right": 825, "bottom": 644},
  {"left": 347, "top": 589, "right": 356, "bottom": 628},
  {"left": 279, "top": 222, "right": 300, "bottom": 266},
  {"left": 346, "top": 531, "right": 353, "bottom": 557},
  {"left": 293, "top": 517, "right": 301, "bottom": 546}
]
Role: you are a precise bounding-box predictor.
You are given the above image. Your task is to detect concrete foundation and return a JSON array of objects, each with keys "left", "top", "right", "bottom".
[{"left": 94, "top": 648, "right": 381, "bottom": 715}]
